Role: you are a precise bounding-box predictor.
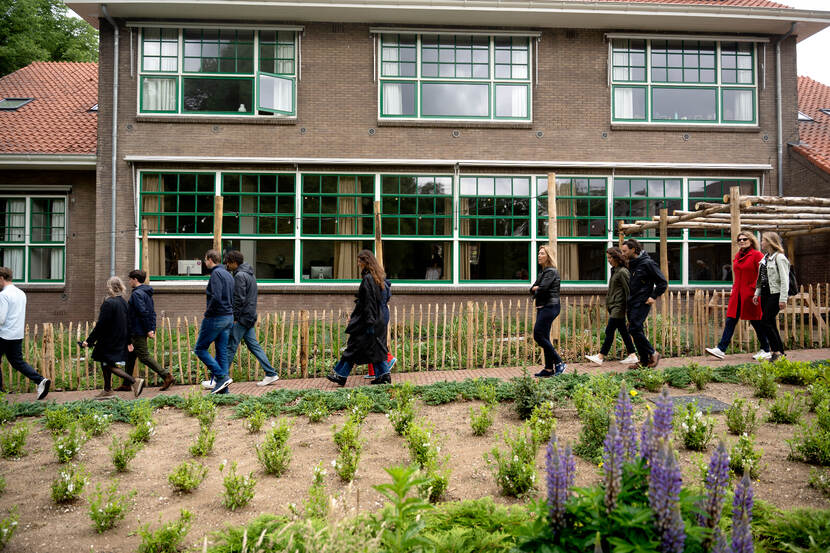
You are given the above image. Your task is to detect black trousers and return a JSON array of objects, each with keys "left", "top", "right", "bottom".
[
  {"left": 627, "top": 303, "right": 655, "bottom": 363},
  {"left": 600, "top": 317, "right": 636, "bottom": 357},
  {"left": 759, "top": 290, "right": 785, "bottom": 353},
  {"left": 533, "top": 304, "right": 563, "bottom": 370},
  {"left": 0, "top": 337, "right": 44, "bottom": 391}
]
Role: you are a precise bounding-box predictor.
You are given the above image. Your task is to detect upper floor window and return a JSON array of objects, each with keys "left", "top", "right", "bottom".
[
  {"left": 611, "top": 39, "right": 757, "bottom": 125},
  {"left": 139, "top": 27, "right": 298, "bottom": 116},
  {"left": 378, "top": 33, "right": 532, "bottom": 121},
  {"left": 0, "top": 196, "right": 66, "bottom": 283}
]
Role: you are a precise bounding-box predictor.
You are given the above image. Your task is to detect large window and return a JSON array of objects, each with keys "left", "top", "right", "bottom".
[
  {"left": 537, "top": 177, "right": 607, "bottom": 238},
  {"left": 0, "top": 197, "right": 65, "bottom": 283},
  {"left": 459, "top": 176, "right": 530, "bottom": 238},
  {"left": 611, "top": 39, "right": 757, "bottom": 125},
  {"left": 379, "top": 33, "right": 531, "bottom": 120},
  {"left": 140, "top": 27, "right": 297, "bottom": 116},
  {"left": 613, "top": 178, "right": 683, "bottom": 238},
  {"left": 687, "top": 178, "right": 757, "bottom": 238}
]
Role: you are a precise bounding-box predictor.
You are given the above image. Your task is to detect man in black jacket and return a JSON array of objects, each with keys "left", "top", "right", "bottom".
[
  {"left": 621, "top": 239, "right": 668, "bottom": 368},
  {"left": 194, "top": 250, "right": 234, "bottom": 394},
  {"left": 222, "top": 251, "right": 279, "bottom": 387},
  {"left": 119, "top": 269, "right": 174, "bottom": 391}
]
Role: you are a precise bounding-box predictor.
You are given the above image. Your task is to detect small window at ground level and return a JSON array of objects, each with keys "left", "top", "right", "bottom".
[
  {"left": 223, "top": 238, "right": 294, "bottom": 280},
  {"left": 0, "top": 98, "right": 33, "bottom": 110},
  {"left": 301, "top": 240, "right": 374, "bottom": 280},
  {"left": 383, "top": 240, "right": 451, "bottom": 281},
  {"left": 689, "top": 242, "right": 733, "bottom": 283},
  {"left": 552, "top": 242, "right": 607, "bottom": 282},
  {"left": 460, "top": 241, "right": 529, "bottom": 281}
]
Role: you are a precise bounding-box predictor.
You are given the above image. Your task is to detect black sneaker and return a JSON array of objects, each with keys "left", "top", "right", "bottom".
[
  {"left": 534, "top": 369, "right": 555, "bottom": 378},
  {"left": 554, "top": 363, "right": 567, "bottom": 376},
  {"left": 326, "top": 372, "right": 347, "bottom": 387},
  {"left": 370, "top": 373, "right": 391, "bottom": 385}
]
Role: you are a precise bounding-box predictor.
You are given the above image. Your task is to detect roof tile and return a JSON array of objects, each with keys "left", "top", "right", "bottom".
[{"left": 796, "top": 76, "right": 830, "bottom": 175}]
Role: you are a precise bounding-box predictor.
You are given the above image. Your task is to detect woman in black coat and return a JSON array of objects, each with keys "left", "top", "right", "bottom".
[
  {"left": 326, "top": 250, "right": 388, "bottom": 386},
  {"left": 83, "top": 276, "right": 144, "bottom": 398},
  {"left": 531, "top": 245, "right": 565, "bottom": 378}
]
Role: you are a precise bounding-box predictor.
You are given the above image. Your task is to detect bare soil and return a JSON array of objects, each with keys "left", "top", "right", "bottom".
[{"left": 0, "top": 382, "right": 827, "bottom": 553}]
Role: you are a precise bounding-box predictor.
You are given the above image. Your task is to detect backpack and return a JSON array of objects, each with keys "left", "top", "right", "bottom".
[{"left": 787, "top": 265, "right": 799, "bottom": 297}]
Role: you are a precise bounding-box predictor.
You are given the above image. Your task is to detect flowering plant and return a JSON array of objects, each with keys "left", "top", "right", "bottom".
[{"left": 677, "top": 401, "right": 715, "bottom": 451}]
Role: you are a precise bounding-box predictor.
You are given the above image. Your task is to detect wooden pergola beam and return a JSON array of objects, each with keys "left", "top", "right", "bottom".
[{"left": 725, "top": 195, "right": 830, "bottom": 208}]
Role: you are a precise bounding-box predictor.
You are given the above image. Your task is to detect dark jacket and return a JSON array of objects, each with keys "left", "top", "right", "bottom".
[
  {"left": 627, "top": 251, "right": 668, "bottom": 309},
  {"left": 606, "top": 267, "right": 631, "bottom": 319},
  {"left": 127, "top": 284, "right": 156, "bottom": 336},
  {"left": 341, "top": 270, "right": 387, "bottom": 365},
  {"left": 86, "top": 296, "right": 130, "bottom": 364},
  {"left": 530, "top": 267, "right": 560, "bottom": 307},
  {"left": 205, "top": 264, "right": 234, "bottom": 318},
  {"left": 380, "top": 278, "right": 391, "bottom": 324},
  {"left": 232, "top": 262, "right": 258, "bottom": 328}
]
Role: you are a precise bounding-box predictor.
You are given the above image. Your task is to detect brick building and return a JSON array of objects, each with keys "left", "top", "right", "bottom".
[
  {"left": 59, "top": 0, "right": 830, "bottom": 321},
  {"left": 0, "top": 62, "right": 98, "bottom": 323}
]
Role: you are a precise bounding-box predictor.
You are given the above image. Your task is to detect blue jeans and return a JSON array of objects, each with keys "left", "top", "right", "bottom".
[
  {"left": 717, "top": 317, "right": 769, "bottom": 353},
  {"left": 227, "top": 322, "right": 277, "bottom": 377},
  {"left": 194, "top": 315, "right": 233, "bottom": 380},
  {"left": 333, "top": 358, "right": 354, "bottom": 378}
]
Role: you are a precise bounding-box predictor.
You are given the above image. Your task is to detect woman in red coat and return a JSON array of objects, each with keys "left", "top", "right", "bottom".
[{"left": 706, "top": 231, "right": 769, "bottom": 360}]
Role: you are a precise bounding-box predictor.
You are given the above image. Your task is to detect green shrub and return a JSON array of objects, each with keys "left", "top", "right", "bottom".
[
  {"left": 688, "top": 363, "right": 714, "bottom": 391},
  {"left": 0, "top": 507, "right": 18, "bottom": 550},
  {"left": 128, "top": 418, "right": 156, "bottom": 444},
  {"left": 51, "top": 464, "right": 88, "bottom": 503},
  {"left": 808, "top": 378, "right": 830, "bottom": 412},
  {"left": 512, "top": 370, "right": 546, "bottom": 420},
  {"left": 304, "top": 463, "right": 329, "bottom": 520},
  {"left": 189, "top": 424, "right": 216, "bottom": 457},
  {"left": 676, "top": 401, "right": 715, "bottom": 451},
  {"left": 220, "top": 461, "right": 256, "bottom": 511},
  {"left": 635, "top": 368, "right": 665, "bottom": 393},
  {"left": 302, "top": 394, "right": 331, "bottom": 423},
  {"left": 486, "top": 426, "right": 536, "bottom": 497},
  {"left": 738, "top": 362, "right": 778, "bottom": 399},
  {"left": 0, "top": 422, "right": 28, "bottom": 458},
  {"left": 405, "top": 420, "right": 440, "bottom": 469},
  {"left": 43, "top": 406, "right": 74, "bottom": 435},
  {"left": 333, "top": 419, "right": 363, "bottom": 482},
  {"left": 389, "top": 383, "right": 417, "bottom": 436},
  {"left": 0, "top": 395, "right": 15, "bottom": 426},
  {"left": 110, "top": 435, "right": 141, "bottom": 472},
  {"left": 79, "top": 412, "right": 111, "bottom": 437},
  {"left": 730, "top": 433, "right": 764, "bottom": 479},
  {"left": 773, "top": 358, "right": 820, "bottom": 385},
  {"left": 724, "top": 397, "right": 760, "bottom": 435},
  {"left": 767, "top": 391, "right": 806, "bottom": 424},
  {"left": 476, "top": 381, "right": 498, "bottom": 406},
  {"left": 243, "top": 408, "right": 267, "bottom": 433},
  {"left": 0, "top": 475, "right": 5, "bottom": 496},
  {"left": 470, "top": 404, "right": 493, "bottom": 436},
  {"left": 54, "top": 422, "right": 86, "bottom": 463},
  {"left": 195, "top": 401, "right": 217, "bottom": 427},
  {"left": 808, "top": 468, "right": 830, "bottom": 498},
  {"left": 754, "top": 507, "right": 830, "bottom": 553},
  {"left": 88, "top": 480, "right": 136, "bottom": 533},
  {"left": 418, "top": 465, "right": 450, "bottom": 504},
  {"left": 346, "top": 390, "right": 373, "bottom": 424},
  {"left": 787, "top": 399, "right": 830, "bottom": 466},
  {"left": 528, "top": 401, "right": 557, "bottom": 448},
  {"left": 573, "top": 395, "right": 610, "bottom": 463},
  {"left": 257, "top": 418, "right": 291, "bottom": 476},
  {"left": 137, "top": 509, "right": 192, "bottom": 553},
  {"left": 182, "top": 390, "right": 205, "bottom": 417},
  {"left": 374, "top": 465, "right": 434, "bottom": 553},
  {"left": 129, "top": 401, "right": 155, "bottom": 425},
  {"left": 168, "top": 461, "right": 208, "bottom": 493}
]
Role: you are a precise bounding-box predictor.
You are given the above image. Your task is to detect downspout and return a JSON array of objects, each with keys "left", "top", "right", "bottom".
[
  {"left": 102, "top": 5, "right": 118, "bottom": 277},
  {"left": 775, "top": 23, "right": 796, "bottom": 198}
]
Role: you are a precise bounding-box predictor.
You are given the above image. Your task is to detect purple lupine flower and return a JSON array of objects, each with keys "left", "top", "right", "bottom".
[
  {"left": 698, "top": 441, "right": 730, "bottom": 537},
  {"left": 615, "top": 384, "right": 638, "bottom": 461},
  {"left": 546, "top": 435, "right": 576, "bottom": 531},
  {"left": 603, "top": 417, "right": 624, "bottom": 513},
  {"left": 653, "top": 387, "right": 674, "bottom": 442},
  {"left": 710, "top": 528, "right": 728, "bottom": 553},
  {"left": 640, "top": 412, "right": 656, "bottom": 466},
  {"left": 648, "top": 443, "right": 686, "bottom": 553},
  {"left": 731, "top": 473, "right": 754, "bottom": 553}
]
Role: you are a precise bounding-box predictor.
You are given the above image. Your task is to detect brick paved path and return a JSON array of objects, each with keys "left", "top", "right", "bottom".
[{"left": 8, "top": 348, "right": 830, "bottom": 404}]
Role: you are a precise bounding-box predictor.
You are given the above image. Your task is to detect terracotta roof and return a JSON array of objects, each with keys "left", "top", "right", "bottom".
[
  {"left": 567, "top": 0, "right": 789, "bottom": 7},
  {"left": 0, "top": 62, "right": 98, "bottom": 155},
  {"left": 794, "top": 76, "right": 830, "bottom": 175}
]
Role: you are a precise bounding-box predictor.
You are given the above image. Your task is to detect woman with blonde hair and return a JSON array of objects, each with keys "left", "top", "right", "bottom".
[
  {"left": 531, "top": 245, "right": 565, "bottom": 377},
  {"left": 83, "top": 276, "right": 144, "bottom": 398},
  {"left": 706, "top": 231, "right": 769, "bottom": 360},
  {"left": 753, "top": 232, "right": 790, "bottom": 361}
]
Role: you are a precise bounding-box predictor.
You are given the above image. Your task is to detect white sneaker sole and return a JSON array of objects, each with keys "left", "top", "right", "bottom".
[
  {"left": 705, "top": 348, "right": 725, "bottom": 360},
  {"left": 211, "top": 378, "right": 233, "bottom": 394}
]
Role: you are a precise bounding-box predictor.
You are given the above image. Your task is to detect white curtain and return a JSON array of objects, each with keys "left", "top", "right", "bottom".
[
  {"left": 142, "top": 78, "right": 176, "bottom": 111},
  {"left": 728, "top": 90, "right": 753, "bottom": 121},
  {"left": 614, "top": 87, "right": 634, "bottom": 119},
  {"left": 259, "top": 74, "right": 293, "bottom": 113},
  {"left": 2, "top": 250, "right": 23, "bottom": 279},
  {"left": 49, "top": 248, "right": 62, "bottom": 280},
  {"left": 277, "top": 44, "right": 294, "bottom": 74},
  {"left": 382, "top": 46, "right": 398, "bottom": 76},
  {"left": 51, "top": 199, "right": 65, "bottom": 242},
  {"left": 4, "top": 199, "right": 24, "bottom": 242},
  {"left": 382, "top": 82, "right": 403, "bottom": 115}
]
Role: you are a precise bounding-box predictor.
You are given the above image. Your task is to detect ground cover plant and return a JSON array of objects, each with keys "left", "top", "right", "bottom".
[{"left": 87, "top": 480, "right": 136, "bottom": 533}]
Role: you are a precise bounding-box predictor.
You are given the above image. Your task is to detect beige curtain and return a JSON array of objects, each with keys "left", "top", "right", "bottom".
[
  {"left": 558, "top": 244, "right": 580, "bottom": 281},
  {"left": 555, "top": 179, "right": 578, "bottom": 280},
  {"left": 459, "top": 198, "right": 471, "bottom": 280},
  {"left": 141, "top": 174, "right": 166, "bottom": 275},
  {"left": 442, "top": 198, "right": 452, "bottom": 280},
  {"left": 334, "top": 176, "right": 360, "bottom": 279}
]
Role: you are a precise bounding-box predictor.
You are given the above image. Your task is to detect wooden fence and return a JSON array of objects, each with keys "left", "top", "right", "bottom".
[{"left": 4, "top": 284, "right": 829, "bottom": 393}]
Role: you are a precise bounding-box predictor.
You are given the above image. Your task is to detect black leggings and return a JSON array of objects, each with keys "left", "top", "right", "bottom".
[
  {"left": 759, "top": 290, "right": 785, "bottom": 353},
  {"left": 533, "top": 304, "right": 563, "bottom": 370},
  {"left": 101, "top": 362, "right": 134, "bottom": 391},
  {"left": 600, "top": 317, "right": 636, "bottom": 356}
]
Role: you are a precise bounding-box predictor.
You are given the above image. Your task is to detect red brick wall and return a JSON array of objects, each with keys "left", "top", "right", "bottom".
[{"left": 786, "top": 149, "right": 830, "bottom": 285}]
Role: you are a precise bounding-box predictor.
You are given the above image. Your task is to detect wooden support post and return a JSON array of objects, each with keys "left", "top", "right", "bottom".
[
  {"left": 659, "top": 208, "right": 669, "bottom": 318},
  {"left": 466, "top": 301, "right": 474, "bottom": 370},
  {"left": 213, "top": 195, "right": 224, "bottom": 252},
  {"left": 374, "top": 200, "right": 383, "bottom": 268},
  {"left": 786, "top": 237, "right": 796, "bottom": 263},
  {"left": 730, "top": 186, "right": 742, "bottom": 263},
  {"left": 141, "top": 218, "right": 150, "bottom": 281},
  {"left": 547, "top": 172, "right": 557, "bottom": 266},
  {"left": 299, "top": 310, "right": 309, "bottom": 378}
]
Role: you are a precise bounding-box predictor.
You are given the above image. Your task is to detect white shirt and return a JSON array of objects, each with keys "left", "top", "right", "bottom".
[{"left": 0, "top": 284, "right": 27, "bottom": 340}]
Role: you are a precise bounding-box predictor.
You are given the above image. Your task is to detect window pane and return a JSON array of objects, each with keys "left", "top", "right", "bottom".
[
  {"left": 0, "top": 248, "right": 24, "bottom": 279},
  {"left": 145, "top": 238, "right": 212, "bottom": 276},
  {"left": 383, "top": 241, "right": 451, "bottom": 280},
  {"left": 460, "top": 242, "right": 529, "bottom": 281},
  {"left": 422, "top": 83, "right": 488, "bottom": 117},
  {"left": 556, "top": 243, "right": 606, "bottom": 281},
  {"left": 639, "top": 242, "right": 682, "bottom": 282},
  {"left": 723, "top": 89, "right": 754, "bottom": 122},
  {"left": 30, "top": 198, "right": 65, "bottom": 242},
  {"left": 689, "top": 243, "right": 732, "bottom": 283},
  {"left": 495, "top": 85, "right": 528, "bottom": 118},
  {"left": 223, "top": 239, "right": 294, "bottom": 279},
  {"left": 614, "top": 87, "right": 645, "bottom": 120},
  {"left": 29, "top": 247, "right": 63, "bottom": 281},
  {"left": 652, "top": 88, "right": 716, "bottom": 121},
  {"left": 0, "top": 199, "right": 26, "bottom": 242},
  {"left": 258, "top": 74, "right": 293, "bottom": 113},
  {"left": 141, "top": 78, "right": 177, "bottom": 112},
  {"left": 182, "top": 78, "right": 253, "bottom": 113},
  {"left": 381, "top": 82, "right": 416, "bottom": 116},
  {"left": 301, "top": 240, "right": 373, "bottom": 280}
]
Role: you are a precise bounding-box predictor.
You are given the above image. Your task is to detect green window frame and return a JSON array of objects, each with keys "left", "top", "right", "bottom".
[
  {"left": 378, "top": 33, "right": 531, "bottom": 121},
  {"left": 536, "top": 176, "right": 608, "bottom": 239},
  {"left": 301, "top": 174, "right": 375, "bottom": 237},
  {"left": 0, "top": 196, "right": 66, "bottom": 283},
  {"left": 139, "top": 27, "right": 297, "bottom": 116},
  {"left": 29, "top": 198, "right": 65, "bottom": 244},
  {"left": 613, "top": 178, "right": 683, "bottom": 239},
  {"left": 222, "top": 174, "right": 295, "bottom": 236},
  {"left": 459, "top": 176, "right": 530, "bottom": 238},
  {"left": 381, "top": 175, "right": 453, "bottom": 237},
  {"left": 610, "top": 38, "right": 757, "bottom": 125},
  {"left": 688, "top": 178, "right": 758, "bottom": 239},
  {"left": 140, "top": 172, "right": 216, "bottom": 236},
  {"left": 0, "top": 198, "right": 26, "bottom": 243}
]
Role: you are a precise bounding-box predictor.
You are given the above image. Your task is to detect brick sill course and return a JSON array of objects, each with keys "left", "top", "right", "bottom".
[
  {"left": 377, "top": 120, "right": 534, "bottom": 130},
  {"left": 610, "top": 124, "right": 760, "bottom": 133},
  {"left": 135, "top": 116, "right": 297, "bottom": 125}
]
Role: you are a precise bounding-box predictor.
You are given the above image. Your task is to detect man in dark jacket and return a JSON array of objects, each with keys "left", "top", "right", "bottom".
[
  {"left": 118, "top": 269, "right": 174, "bottom": 391},
  {"left": 194, "top": 249, "right": 235, "bottom": 394},
  {"left": 222, "top": 250, "right": 279, "bottom": 386},
  {"left": 621, "top": 239, "right": 668, "bottom": 368}
]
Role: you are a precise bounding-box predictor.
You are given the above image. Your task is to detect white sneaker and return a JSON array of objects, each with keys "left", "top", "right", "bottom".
[
  {"left": 584, "top": 354, "right": 604, "bottom": 365},
  {"left": 257, "top": 375, "right": 279, "bottom": 387},
  {"left": 37, "top": 378, "right": 50, "bottom": 400},
  {"left": 705, "top": 347, "right": 726, "bottom": 360},
  {"left": 755, "top": 351, "right": 772, "bottom": 361},
  {"left": 201, "top": 378, "right": 214, "bottom": 390},
  {"left": 620, "top": 353, "right": 639, "bottom": 365}
]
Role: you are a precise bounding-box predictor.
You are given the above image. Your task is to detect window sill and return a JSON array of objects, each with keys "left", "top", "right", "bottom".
[
  {"left": 610, "top": 123, "right": 760, "bottom": 132},
  {"left": 377, "top": 120, "right": 533, "bottom": 130},
  {"left": 135, "top": 115, "right": 297, "bottom": 125},
  {"left": 18, "top": 283, "right": 65, "bottom": 292}
]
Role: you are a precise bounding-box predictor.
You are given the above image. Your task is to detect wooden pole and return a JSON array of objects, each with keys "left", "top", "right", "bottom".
[
  {"left": 300, "top": 310, "right": 309, "bottom": 378},
  {"left": 466, "top": 301, "right": 474, "bottom": 370},
  {"left": 786, "top": 237, "right": 796, "bottom": 263},
  {"left": 374, "top": 200, "right": 383, "bottom": 268},
  {"left": 659, "top": 207, "right": 669, "bottom": 319},
  {"left": 547, "top": 172, "right": 557, "bottom": 266},
  {"left": 213, "top": 195, "right": 224, "bottom": 252},
  {"left": 141, "top": 218, "right": 150, "bottom": 281},
  {"left": 730, "top": 186, "right": 742, "bottom": 262}
]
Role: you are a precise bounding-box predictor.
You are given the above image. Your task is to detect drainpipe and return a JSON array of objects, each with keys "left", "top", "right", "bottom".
[
  {"left": 102, "top": 5, "right": 118, "bottom": 277},
  {"left": 775, "top": 23, "right": 796, "bottom": 198}
]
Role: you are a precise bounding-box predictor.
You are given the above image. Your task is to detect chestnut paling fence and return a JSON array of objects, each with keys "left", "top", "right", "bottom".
[{"left": 3, "top": 284, "right": 829, "bottom": 393}]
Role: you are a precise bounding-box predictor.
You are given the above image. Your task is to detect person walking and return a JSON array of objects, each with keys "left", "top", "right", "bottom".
[
  {"left": 531, "top": 245, "right": 565, "bottom": 378},
  {"left": 83, "top": 276, "right": 144, "bottom": 399},
  {"left": 620, "top": 238, "right": 668, "bottom": 368},
  {"left": 585, "top": 247, "right": 638, "bottom": 366},
  {"left": 706, "top": 231, "right": 769, "bottom": 361},
  {"left": 365, "top": 276, "right": 396, "bottom": 381},
  {"left": 0, "top": 267, "right": 50, "bottom": 399},
  {"left": 194, "top": 249, "right": 235, "bottom": 394},
  {"left": 326, "top": 250, "right": 388, "bottom": 386},
  {"left": 117, "top": 269, "right": 174, "bottom": 391},
  {"left": 221, "top": 250, "right": 279, "bottom": 387},
  {"left": 753, "top": 232, "right": 790, "bottom": 362}
]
